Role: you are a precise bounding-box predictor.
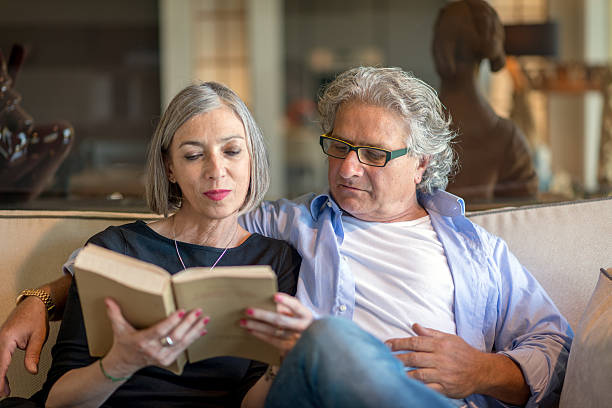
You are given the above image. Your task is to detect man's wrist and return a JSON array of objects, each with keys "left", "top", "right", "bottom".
[
  {"left": 16, "top": 289, "right": 56, "bottom": 320},
  {"left": 476, "top": 352, "right": 530, "bottom": 405}
]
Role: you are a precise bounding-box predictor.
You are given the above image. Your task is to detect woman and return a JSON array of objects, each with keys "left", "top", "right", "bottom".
[{"left": 33, "top": 82, "right": 302, "bottom": 408}]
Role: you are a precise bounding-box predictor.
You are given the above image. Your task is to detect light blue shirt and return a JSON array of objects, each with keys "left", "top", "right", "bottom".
[{"left": 240, "top": 189, "right": 573, "bottom": 408}]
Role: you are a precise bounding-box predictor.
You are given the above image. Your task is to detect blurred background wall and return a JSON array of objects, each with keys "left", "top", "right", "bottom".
[{"left": 1, "top": 0, "right": 610, "bottom": 210}]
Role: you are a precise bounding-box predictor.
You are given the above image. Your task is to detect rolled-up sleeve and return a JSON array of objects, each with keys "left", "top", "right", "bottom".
[
  {"left": 62, "top": 248, "right": 81, "bottom": 275},
  {"left": 491, "top": 237, "right": 573, "bottom": 407}
]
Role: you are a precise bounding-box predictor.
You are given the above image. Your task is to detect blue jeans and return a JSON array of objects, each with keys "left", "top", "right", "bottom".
[{"left": 265, "top": 317, "right": 459, "bottom": 408}]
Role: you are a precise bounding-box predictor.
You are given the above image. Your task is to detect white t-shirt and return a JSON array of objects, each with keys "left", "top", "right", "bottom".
[{"left": 340, "top": 214, "right": 456, "bottom": 341}]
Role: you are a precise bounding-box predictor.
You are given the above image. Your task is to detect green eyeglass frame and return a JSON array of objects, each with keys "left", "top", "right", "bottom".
[{"left": 319, "top": 134, "right": 409, "bottom": 167}]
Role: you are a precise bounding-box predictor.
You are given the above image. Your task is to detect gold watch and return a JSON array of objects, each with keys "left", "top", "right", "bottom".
[{"left": 16, "top": 289, "right": 56, "bottom": 317}]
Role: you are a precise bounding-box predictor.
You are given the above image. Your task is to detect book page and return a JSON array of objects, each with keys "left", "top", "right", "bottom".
[
  {"left": 75, "top": 244, "right": 187, "bottom": 375},
  {"left": 172, "top": 266, "right": 277, "bottom": 282},
  {"left": 75, "top": 244, "right": 170, "bottom": 293},
  {"left": 171, "top": 266, "right": 281, "bottom": 366}
]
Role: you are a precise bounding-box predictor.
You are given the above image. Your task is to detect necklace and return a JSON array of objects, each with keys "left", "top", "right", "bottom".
[{"left": 172, "top": 217, "right": 238, "bottom": 272}]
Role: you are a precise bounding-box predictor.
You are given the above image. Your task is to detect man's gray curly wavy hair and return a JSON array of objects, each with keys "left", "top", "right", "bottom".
[{"left": 318, "top": 66, "right": 457, "bottom": 193}]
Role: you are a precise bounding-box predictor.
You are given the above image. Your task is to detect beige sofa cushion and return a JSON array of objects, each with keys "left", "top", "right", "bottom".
[
  {"left": 559, "top": 268, "right": 612, "bottom": 408},
  {"left": 469, "top": 198, "right": 611, "bottom": 329}
]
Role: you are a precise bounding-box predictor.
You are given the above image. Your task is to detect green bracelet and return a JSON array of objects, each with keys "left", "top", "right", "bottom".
[{"left": 98, "top": 358, "right": 131, "bottom": 382}]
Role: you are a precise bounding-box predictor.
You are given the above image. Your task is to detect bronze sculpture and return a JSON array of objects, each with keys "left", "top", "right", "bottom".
[{"left": 433, "top": 0, "right": 538, "bottom": 202}]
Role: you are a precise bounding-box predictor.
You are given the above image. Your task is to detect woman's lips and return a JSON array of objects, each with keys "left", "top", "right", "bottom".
[{"left": 204, "top": 189, "right": 231, "bottom": 201}]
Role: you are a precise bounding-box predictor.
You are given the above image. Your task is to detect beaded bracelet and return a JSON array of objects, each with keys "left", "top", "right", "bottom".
[{"left": 99, "top": 358, "right": 132, "bottom": 382}]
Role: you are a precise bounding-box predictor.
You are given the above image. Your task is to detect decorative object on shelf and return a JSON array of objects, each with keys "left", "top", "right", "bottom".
[
  {"left": 507, "top": 58, "right": 612, "bottom": 193},
  {"left": 504, "top": 23, "right": 558, "bottom": 58},
  {"left": 0, "top": 44, "right": 75, "bottom": 202},
  {"left": 433, "top": 0, "right": 538, "bottom": 202}
]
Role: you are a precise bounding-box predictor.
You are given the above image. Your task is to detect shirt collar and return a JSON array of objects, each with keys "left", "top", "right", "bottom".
[
  {"left": 309, "top": 191, "right": 339, "bottom": 219},
  {"left": 309, "top": 189, "right": 464, "bottom": 220},
  {"left": 418, "top": 189, "right": 465, "bottom": 217}
]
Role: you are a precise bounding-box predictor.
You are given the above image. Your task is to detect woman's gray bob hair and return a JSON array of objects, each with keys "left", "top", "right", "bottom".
[
  {"left": 146, "top": 82, "right": 269, "bottom": 216},
  {"left": 318, "top": 66, "right": 456, "bottom": 193}
]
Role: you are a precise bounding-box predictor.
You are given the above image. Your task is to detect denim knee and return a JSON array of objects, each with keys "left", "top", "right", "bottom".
[
  {"left": 302, "top": 316, "right": 356, "bottom": 344},
  {"left": 297, "top": 316, "right": 366, "bottom": 358},
  {"left": 288, "top": 316, "right": 390, "bottom": 374}
]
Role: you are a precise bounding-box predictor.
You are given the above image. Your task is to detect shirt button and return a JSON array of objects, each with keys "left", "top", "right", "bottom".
[
  {"left": 326, "top": 202, "right": 332, "bottom": 207},
  {"left": 339, "top": 304, "right": 347, "bottom": 312}
]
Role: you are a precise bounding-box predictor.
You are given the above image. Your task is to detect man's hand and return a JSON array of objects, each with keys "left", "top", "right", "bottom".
[
  {"left": 0, "top": 296, "right": 50, "bottom": 397},
  {"left": 386, "top": 323, "right": 529, "bottom": 405},
  {"left": 386, "top": 323, "right": 486, "bottom": 398}
]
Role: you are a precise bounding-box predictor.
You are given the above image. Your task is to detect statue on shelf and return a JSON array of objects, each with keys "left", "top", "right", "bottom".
[
  {"left": 433, "top": 0, "right": 538, "bottom": 202},
  {"left": 0, "top": 44, "right": 74, "bottom": 202}
]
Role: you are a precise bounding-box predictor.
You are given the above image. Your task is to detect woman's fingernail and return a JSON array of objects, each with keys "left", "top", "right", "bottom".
[
  {"left": 246, "top": 308, "right": 254, "bottom": 316},
  {"left": 195, "top": 310, "right": 202, "bottom": 318},
  {"left": 203, "top": 316, "right": 210, "bottom": 324},
  {"left": 200, "top": 330, "right": 207, "bottom": 336},
  {"left": 274, "top": 293, "right": 282, "bottom": 302},
  {"left": 239, "top": 319, "right": 247, "bottom": 327},
  {"left": 178, "top": 311, "right": 185, "bottom": 318}
]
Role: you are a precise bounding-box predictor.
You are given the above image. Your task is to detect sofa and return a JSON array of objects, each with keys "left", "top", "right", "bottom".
[{"left": 1, "top": 198, "right": 610, "bottom": 404}]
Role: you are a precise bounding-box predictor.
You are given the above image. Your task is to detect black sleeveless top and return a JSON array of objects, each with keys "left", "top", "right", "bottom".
[{"left": 33, "top": 221, "right": 301, "bottom": 407}]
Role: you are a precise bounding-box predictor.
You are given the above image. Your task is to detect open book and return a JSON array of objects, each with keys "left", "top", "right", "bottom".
[{"left": 74, "top": 243, "right": 280, "bottom": 375}]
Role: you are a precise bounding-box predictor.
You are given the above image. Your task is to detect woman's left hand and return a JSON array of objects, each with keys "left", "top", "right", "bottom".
[{"left": 241, "top": 293, "right": 313, "bottom": 357}]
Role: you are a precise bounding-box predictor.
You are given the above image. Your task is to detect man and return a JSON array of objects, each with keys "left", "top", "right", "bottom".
[{"left": 0, "top": 67, "right": 572, "bottom": 407}]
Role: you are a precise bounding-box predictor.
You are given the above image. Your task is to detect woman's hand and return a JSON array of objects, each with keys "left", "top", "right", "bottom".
[
  {"left": 241, "top": 293, "right": 313, "bottom": 357},
  {"left": 101, "top": 298, "right": 209, "bottom": 378},
  {"left": 46, "top": 298, "right": 210, "bottom": 408}
]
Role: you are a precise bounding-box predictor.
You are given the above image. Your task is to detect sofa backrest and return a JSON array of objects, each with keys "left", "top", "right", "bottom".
[
  {"left": 0, "top": 197, "right": 610, "bottom": 398},
  {"left": 469, "top": 197, "right": 610, "bottom": 330}
]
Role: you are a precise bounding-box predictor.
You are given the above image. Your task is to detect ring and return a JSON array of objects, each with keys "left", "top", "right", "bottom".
[
  {"left": 160, "top": 335, "right": 175, "bottom": 347},
  {"left": 274, "top": 328, "right": 285, "bottom": 338}
]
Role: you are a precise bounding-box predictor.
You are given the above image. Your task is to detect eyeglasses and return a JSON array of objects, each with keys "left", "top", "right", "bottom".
[{"left": 319, "top": 134, "right": 409, "bottom": 167}]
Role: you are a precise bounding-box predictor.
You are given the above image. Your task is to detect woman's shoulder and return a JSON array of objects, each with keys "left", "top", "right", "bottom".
[
  {"left": 245, "top": 232, "right": 294, "bottom": 251},
  {"left": 86, "top": 220, "right": 155, "bottom": 251},
  {"left": 241, "top": 233, "right": 301, "bottom": 265}
]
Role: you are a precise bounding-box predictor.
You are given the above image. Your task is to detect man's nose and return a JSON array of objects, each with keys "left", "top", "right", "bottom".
[{"left": 338, "top": 150, "right": 364, "bottom": 178}]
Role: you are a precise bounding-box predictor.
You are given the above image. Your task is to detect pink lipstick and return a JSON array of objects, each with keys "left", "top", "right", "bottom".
[{"left": 204, "top": 189, "right": 231, "bottom": 201}]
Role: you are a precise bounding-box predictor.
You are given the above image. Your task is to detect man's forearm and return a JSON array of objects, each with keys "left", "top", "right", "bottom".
[
  {"left": 477, "top": 352, "right": 530, "bottom": 406},
  {"left": 37, "top": 274, "right": 72, "bottom": 321}
]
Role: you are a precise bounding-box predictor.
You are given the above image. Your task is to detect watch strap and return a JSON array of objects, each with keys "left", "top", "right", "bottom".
[{"left": 16, "top": 288, "right": 56, "bottom": 316}]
